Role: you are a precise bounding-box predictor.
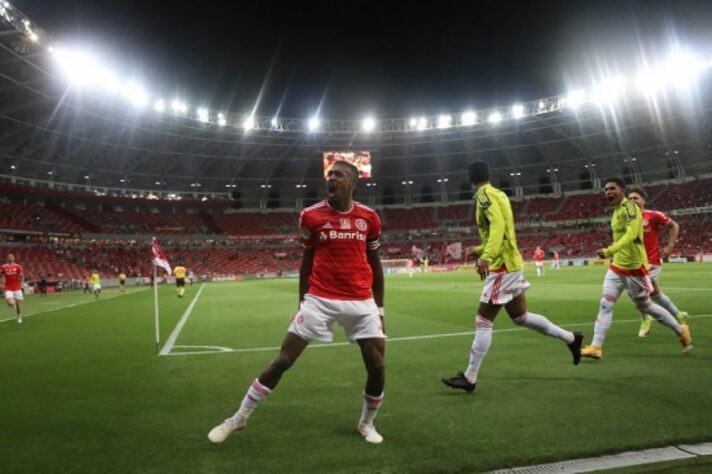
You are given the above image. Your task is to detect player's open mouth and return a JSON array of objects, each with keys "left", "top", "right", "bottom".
[{"left": 327, "top": 184, "right": 336, "bottom": 193}]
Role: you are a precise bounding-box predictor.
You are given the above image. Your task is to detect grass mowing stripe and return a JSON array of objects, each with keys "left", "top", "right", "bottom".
[
  {"left": 0, "top": 287, "right": 149, "bottom": 324},
  {"left": 165, "top": 313, "right": 712, "bottom": 356},
  {"left": 159, "top": 283, "right": 206, "bottom": 355}
]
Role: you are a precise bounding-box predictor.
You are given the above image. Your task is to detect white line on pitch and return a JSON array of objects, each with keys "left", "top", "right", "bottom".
[
  {"left": 0, "top": 287, "right": 149, "bottom": 324},
  {"left": 159, "top": 283, "right": 206, "bottom": 356},
  {"left": 166, "top": 313, "right": 712, "bottom": 356}
]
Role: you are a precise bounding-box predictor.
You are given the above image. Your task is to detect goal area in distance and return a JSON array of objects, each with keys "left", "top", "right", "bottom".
[{"left": 381, "top": 258, "right": 417, "bottom": 275}]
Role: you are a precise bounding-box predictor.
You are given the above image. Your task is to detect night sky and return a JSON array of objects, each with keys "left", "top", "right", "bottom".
[{"left": 16, "top": 0, "right": 712, "bottom": 119}]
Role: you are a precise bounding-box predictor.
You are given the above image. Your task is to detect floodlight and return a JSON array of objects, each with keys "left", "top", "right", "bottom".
[
  {"left": 308, "top": 116, "right": 320, "bottom": 131},
  {"left": 243, "top": 116, "right": 255, "bottom": 131},
  {"left": 437, "top": 114, "right": 452, "bottom": 129},
  {"left": 361, "top": 117, "right": 376, "bottom": 132},
  {"left": 197, "top": 108, "right": 209, "bottom": 123},
  {"left": 461, "top": 111, "right": 477, "bottom": 126},
  {"left": 662, "top": 50, "right": 707, "bottom": 88},
  {"left": 488, "top": 112, "right": 502, "bottom": 124},
  {"left": 153, "top": 99, "right": 165, "bottom": 113},
  {"left": 217, "top": 113, "right": 227, "bottom": 126},
  {"left": 416, "top": 117, "right": 427, "bottom": 131},
  {"left": 566, "top": 89, "right": 587, "bottom": 109},
  {"left": 512, "top": 104, "right": 525, "bottom": 119}
]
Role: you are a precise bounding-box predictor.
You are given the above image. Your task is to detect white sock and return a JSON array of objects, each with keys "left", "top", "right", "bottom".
[
  {"left": 512, "top": 312, "right": 574, "bottom": 344},
  {"left": 592, "top": 298, "right": 615, "bottom": 347},
  {"left": 359, "top": 392, "right": 384, "bottom": 426},
  {"left": 536, "top": 267, "right": 541, "bottom": 276},
  {"left": 464, "top": 316, "right": 493, "bottom": 384},
  {"left": 643, "top": 301, "right": 681, "bottom": 336},
  {"left": 652, "top": 293, "right": 681, "bottom": 318},
  {"left": 236, "top": 378, "right": 271, "bottom": 415}
]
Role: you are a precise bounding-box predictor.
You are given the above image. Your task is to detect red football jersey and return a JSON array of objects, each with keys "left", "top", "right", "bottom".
[
  {"left": 534, "top": 249, "right": 545, "bottom": 262},
  {"left": 552, "top": 251, "right": 559, "bottom": 261},
  {"left": 299, "top": 200, "right": 381, "bottom": 300},
  {"left": 1, "top": 263, "right": 23, "bottom": 291},
  {"left": 642, "top": 209, "right": 670, "bottom": 265}
]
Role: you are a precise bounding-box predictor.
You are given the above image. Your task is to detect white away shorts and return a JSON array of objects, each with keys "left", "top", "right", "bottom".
[
  {"left": 4, "top": 290, "right": 23, "bottom": 301},
  {"left": 601, "top": 269, "right": 653, "bottom": 302},
  {"left": 535, "top": 261, "right": 544, "bottom": 268},
  {"left": 480, "top": 270, "right": 531, "bottom": 305},
  {"left": 92, "top": 284, "right": 102, "bottom": 291},
  {"left": 288, "top": 294, "right": 385, "bottom": 343},
  {"left": 648, "top": 265, "right": 661, "bottom": 281}
]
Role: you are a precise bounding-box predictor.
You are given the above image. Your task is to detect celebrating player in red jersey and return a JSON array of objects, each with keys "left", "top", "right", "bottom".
[
  {"left": 628, "top": 187, "right": 688, "bottom": 337},
  {"left": 208, "top": 160, "right": 386, "bottom": 445},
  {"left": 534, "top": 246, "right": 545, "bottom": 277},
  {"left": 1, "top": 253, "right": 24, "bottom": 323}
]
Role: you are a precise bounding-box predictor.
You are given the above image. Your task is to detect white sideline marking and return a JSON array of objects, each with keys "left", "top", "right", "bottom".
[
  {"left": 159, "top": 283, "right": 206, "bottom": 356},
  {"left": 487, "top": 443, "right": 710, "bottom": 473},
  {"left": 164, "top": 313, "right": 712, "bottom": 357},
  {"left": 0, "top": 288, "right": 149, "bottom": 324}
]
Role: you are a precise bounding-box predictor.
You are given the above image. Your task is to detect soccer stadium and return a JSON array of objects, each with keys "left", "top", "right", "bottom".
[{"left": 1, "top": 2, "right": 711, "bottom": 473}]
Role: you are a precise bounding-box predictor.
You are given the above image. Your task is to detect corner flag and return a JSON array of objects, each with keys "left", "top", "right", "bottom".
[
  {"left": 151, "top": 237, "right": 172, "bottom": 354},
  {"left": 152, "top": 238, "right": 172, "bottom": 275}
]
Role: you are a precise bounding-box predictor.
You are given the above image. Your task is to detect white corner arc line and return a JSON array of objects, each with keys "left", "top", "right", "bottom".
[
  {"left": 159, "top": 283, "right": 206, "bottom": 356},
  {"left": 165, "top": 313, "right": 712, "bottom": 357}
]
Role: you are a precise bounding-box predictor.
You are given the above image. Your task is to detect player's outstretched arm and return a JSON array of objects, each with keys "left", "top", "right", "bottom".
[{"left": 298, "top": 247, "right": 314, "bottom": 307}]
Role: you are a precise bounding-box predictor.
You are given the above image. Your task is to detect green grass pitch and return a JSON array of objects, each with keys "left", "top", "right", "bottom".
[{"left": 1, "top": 264, "right": 711, "bottom": 473}]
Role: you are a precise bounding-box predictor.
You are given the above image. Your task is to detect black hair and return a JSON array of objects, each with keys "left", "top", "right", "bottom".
[
  {"left": 332, "top": 160, "right": 359, "bottom": 182},
  {"left": 627, "top": 186, "right": 648, "bottom": 201},
  {"left": 605, "top": 176, "right": 626, "bottom": 189},
  {"left": 468, "top": 161, "right": 490, "bottom": 184}
]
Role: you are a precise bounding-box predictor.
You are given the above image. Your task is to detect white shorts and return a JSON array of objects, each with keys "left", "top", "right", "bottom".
[
  {"left": 648, "top": 265, "right": 661, "bottom": 281},
  {"left": 535, "top": 261, "right": 544, "bottom": 268},
  {"left": 288, "top": 294, "right": 385, "bottom": 343},
  {"left": 4, "top": 290, "right": 23, "bottom": 301},
  {"left": 601, "top": 269, "right": 653, "bottom": 302},
  {"left": 92, "top": 284, "right": 102, "bottom": 291},
  {"left": 480, "top": 270, "right": 530, "bottom": 305}
]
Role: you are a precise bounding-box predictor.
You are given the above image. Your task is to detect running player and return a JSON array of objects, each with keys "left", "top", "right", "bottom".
[
  {"left": 174, "top": 263, "right": 187, "bottom": 298},
  {"left": 119, "top": 271, "right": 127, "bottom": 292},
  {"left": 534, "top": 246, "right": 545, "bottom": 276},
  {"left": 441, "top": 161, "right": 583, "bottom": 394},
  {"left": 581, "top": 178, "right": 692, "bottom": 359},
  {"left": 551, "top": 251, "right": 560, "bottom": 270},
  {"left": 90, "top": 270, "right": 101, "bottom": 299},
  {"left": 627, "top": 187, "right": 688, "bottom": 337},
  {"left": 83, "top": 274, "right": 90, "bottom": 294},
  {"left": 1, "top": 253, "right": 24, "bottom": 323},
  {"left": 188, "top": 270, "right": 195, "bottom": 286},
  {"left": 208, "top": 160, "right": 386, "bottom": 444}
]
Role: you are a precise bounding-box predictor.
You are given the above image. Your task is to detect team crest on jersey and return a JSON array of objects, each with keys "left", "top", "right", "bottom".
[
  {"left": 340, "top": 218, "right": 351, "bottom": 230},
  {"left": 355, "top": 218, "right": 367, "bottom": 231}
]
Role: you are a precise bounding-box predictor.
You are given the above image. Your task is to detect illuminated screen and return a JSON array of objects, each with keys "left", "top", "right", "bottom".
[{"left": 322, "top": 151, "right": 372, "bottom": 179}]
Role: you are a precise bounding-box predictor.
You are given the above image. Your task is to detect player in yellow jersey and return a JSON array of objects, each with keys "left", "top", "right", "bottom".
[
  {"left": 118, "top": 271, "right": 127, "bottom": 292},
  {"left": 174, "top": 264, "right": 187, "bottom": 298},
  {"left": 442, "top": 161, "right": 584, "bottom": 393},
  {"left": 90, "top": 270, "right": 101, "bottom": 299},
  {"left": 581, "top": 177, "right": 692, "bottom": 359}
]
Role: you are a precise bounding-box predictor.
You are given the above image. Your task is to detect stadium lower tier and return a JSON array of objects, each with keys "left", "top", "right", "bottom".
[{"left": 2, "top": 213, "right": 709, "bottom": 282}]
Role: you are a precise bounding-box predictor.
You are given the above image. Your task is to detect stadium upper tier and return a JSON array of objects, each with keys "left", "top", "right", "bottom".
[
  {"left": 0, "top": 177, "right": 710, "bottom": 237},
  {"left": 2, "top": 4, "right": 712, "bottom": 206}
]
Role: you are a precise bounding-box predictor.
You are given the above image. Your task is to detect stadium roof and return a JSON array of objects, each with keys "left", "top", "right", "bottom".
[{"left": 1, "top": 2, "right": 712, "bottom": 207}]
